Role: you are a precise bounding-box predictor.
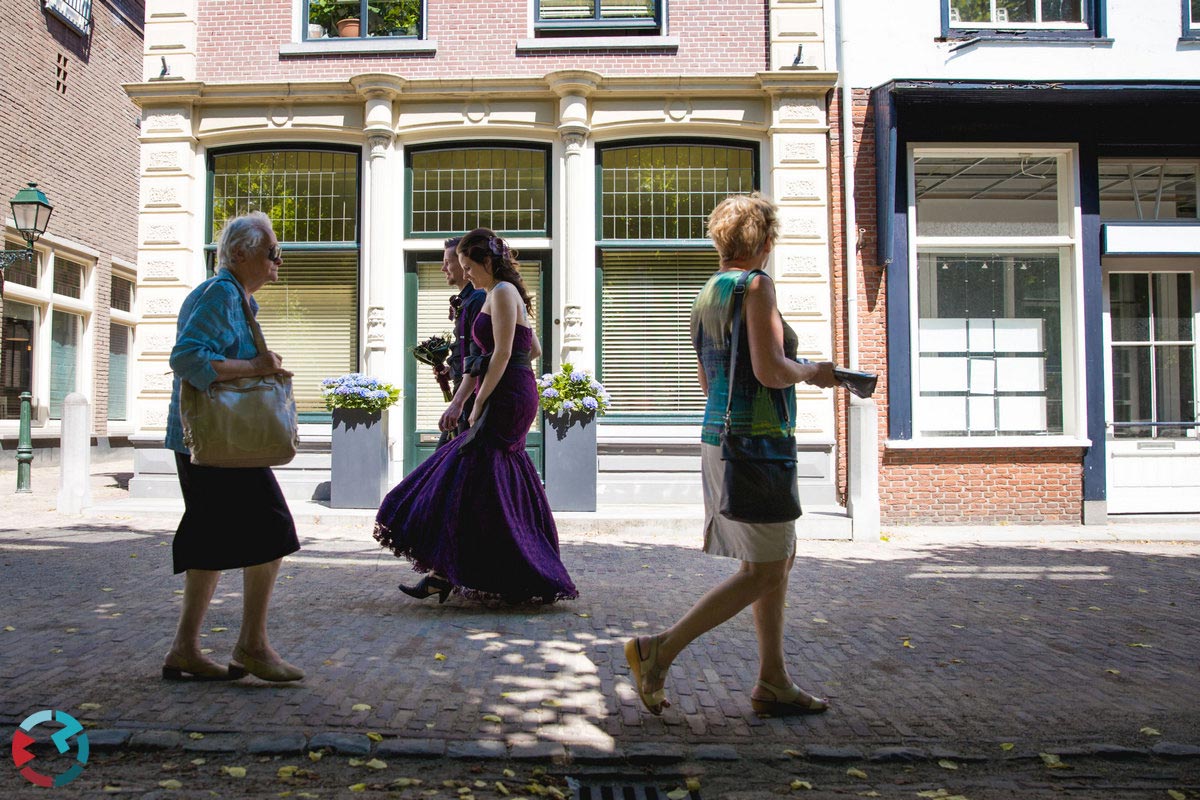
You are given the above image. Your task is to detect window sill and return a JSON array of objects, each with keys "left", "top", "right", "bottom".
[
  {"left": 1179, "top": 35, "right": 1200, "bottom": 45},
  {"left": 942, "top": 34, "right": 1114, "bottom": 52},
  {"left": 516, "top": 35, "right": 678, "bottom": 51},
  {"left": 279, "top": 38, "right": 437, "bottom": 56},
  {"left": 886, "top": 436, "right": 1092, "bottom": 450}
]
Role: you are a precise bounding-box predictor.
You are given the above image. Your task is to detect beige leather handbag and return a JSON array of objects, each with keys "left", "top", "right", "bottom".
[{"left": 180, "top": 289, "right": 298, "bottom": 468}]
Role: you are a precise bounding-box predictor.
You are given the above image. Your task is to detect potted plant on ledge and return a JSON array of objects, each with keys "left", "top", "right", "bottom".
[
  {"left": 538, "top": 364, "right": 609, "bottom": 512},
  {"left": 322, "top": 373, "right": 401, "bottom": 509}
]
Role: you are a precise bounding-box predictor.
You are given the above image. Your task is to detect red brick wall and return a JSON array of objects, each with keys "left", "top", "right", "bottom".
[
  {"left": 831, "top": 89, "right": 1082, "bottom": 525},
  {"left": 198, "top": 0, "right": 767, "bottom": 82},
  {"left": 0, "top": 0, "right": 144, "bottom": 433}
]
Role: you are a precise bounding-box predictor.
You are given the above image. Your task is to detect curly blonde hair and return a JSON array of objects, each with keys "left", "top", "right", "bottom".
[{"left": 706, "top": 193, "right": 779, "bottom": 262}]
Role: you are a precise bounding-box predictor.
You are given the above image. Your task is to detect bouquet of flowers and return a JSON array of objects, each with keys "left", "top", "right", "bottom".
[
  {"left": 412, "top": 333, "right": 453, "bottom": 401},
  {"left": 537, "top": 363, "right": 610, "bottom": 418},
  {"left": 321, "top": 373, "right": 401, "bottom": 414}
]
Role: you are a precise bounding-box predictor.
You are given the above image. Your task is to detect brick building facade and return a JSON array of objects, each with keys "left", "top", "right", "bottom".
[
  {"left": 1, "top": 0, "right": 144, "bottom": 456},
  {"left": 125, "top": 0, "right": 849, "bottom": 509}
]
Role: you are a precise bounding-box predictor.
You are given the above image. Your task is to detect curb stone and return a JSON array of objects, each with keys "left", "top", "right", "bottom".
[
  {"left": 805, "top": 745, "right": 865, "bottom": 762},
  {"left": 375, "top": 738, "right": 446, "bottom": 758},
  {"left": 1152, "top": 742, "right": 1200, "bottom": 758},
  {"left": 246, "top": 733, "right": 308, "bottom": 755},
  {"left": 928, "top": 748, "right": 990, "bottom": 763},
  {"left": 566, "top": 743, "right": 625, "bottom": 765},
  {"left": 690, "top": 744, "right": 739, "bottom": 761},
  {"left": 308, "top": 732, "right": 371, "bottom": 756},
  {"left": 447, "top": 739, "right": 506, "bottom": 759},
  {"left": 182, "top": 733, "right": 244, "bottom": 753},
  {"left": 128, "top": 730, "right": 183, "bottom": 751},
  {"left": 868, "top": 746, "right": 928, "bottom": 763},
  {"left": 86, "top": 729, "right": 132, "bottom": 750},
  {"left": 626, "top": 742, "right": 687, "bottom": 764},
  {"left": 1084, "top": 743, "right": 1145, "bottom": 759},
  {"left": 510, "top": 741, "right": 568, "bottom": 762}
]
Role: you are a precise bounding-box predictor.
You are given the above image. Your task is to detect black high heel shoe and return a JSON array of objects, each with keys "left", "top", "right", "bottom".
[{"left": 399, "top": 574, "right": 452, "bottom": 604}]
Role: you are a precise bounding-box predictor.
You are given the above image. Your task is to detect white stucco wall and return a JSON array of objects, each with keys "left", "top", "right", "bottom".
[{"left": 842, "top": 0, "right": 1199, "bottom": 88}]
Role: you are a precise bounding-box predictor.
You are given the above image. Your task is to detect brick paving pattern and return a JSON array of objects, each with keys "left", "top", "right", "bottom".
[{"left": 0, "top": 464, "right": 1198, "bottom": 762}]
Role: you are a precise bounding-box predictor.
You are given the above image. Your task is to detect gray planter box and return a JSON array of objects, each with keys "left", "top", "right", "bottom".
[
  {"left": 331, "top": 408, "right": 388, "bottom": 509},
  {"left": 544, "top": 412, "right": 597, "bottom": 512}
]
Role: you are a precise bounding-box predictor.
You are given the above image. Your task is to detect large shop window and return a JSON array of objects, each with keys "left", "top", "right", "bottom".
[
  {"left": 912, "top": 149, "right": 1077, "bottom": 439},
  {"left": 305, "top": 0, "right": 423, "bottom": 40},
  {"left": 944, "top": 0, "right": 1102, "bottom": 35},
  {"left": 535, "top": 0, "right": 663, "bottom": 35},
  {"left": 407, "top": 145, "right": 550, "bottom": 238},
  {"left": 1109, "top": 273, "right": 1196, "bottom": 439},
  {"left": 597, "top": 141, "right": 757, "bottom": 419},
  {"left": 209, "top": 148, "right": 360, "bottom": 417},
  {"left": 1099, "top": 160, "right": 1198, "bottom": 221}
]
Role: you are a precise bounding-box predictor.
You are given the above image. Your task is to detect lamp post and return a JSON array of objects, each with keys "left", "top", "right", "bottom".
[
  {"left": 2, "top": 183, "right": 53, "bottom": 494},
  {"left": 1, "top": 182, "right": 55, "bottom": 298}
]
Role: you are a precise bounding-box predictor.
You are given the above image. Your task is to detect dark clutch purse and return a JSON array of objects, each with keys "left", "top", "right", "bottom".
[{"left": 718, "top": 269, "right": 802, "bottom": 525}]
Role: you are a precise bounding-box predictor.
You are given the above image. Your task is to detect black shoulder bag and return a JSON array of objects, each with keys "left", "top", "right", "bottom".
[{"left": 718, "top": 269, "right": 802, "bottom": 524}]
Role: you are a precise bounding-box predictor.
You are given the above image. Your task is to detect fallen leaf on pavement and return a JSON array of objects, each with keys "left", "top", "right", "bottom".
[
  {"left": 79, "top": 703, "right": 102, "bottom": 711},
  {"left": 790, "top": 779, "right": 813, "bottom": 790},
  {"left": 1140, "top": 727, "right": 1161, "bottom": 737},
  {"left": 1039, "top": 753, "right": 1071, "bottom": 770},
  {"left": 937, "top": 759, "right": 958, "bottom": 770},
  {"left": 351, "top": 703, "right": 372, "bottom": 712},
  {"left": 686, "top": 778, "right": 701, "bottom": 791},
  {"left": 1000, "top": 743, "right": 1015, "bottom": 751},
  {"left": 367, "top": 732, "right": 383, "bottom": 742},
  {"left": 221, "top": 766, "right": 247, "bottom": 778},
  {"left": 496, "top": 781, "right": 510, "bottom": 795},
  {"left": 158, "top": 779, "right": 183, "bottom": 790},
  {"left": 1106, "top": 669, "right": 1120, "bottom": 675},
  {"left": 482, "top": 714, "right": 503, "bottom": 723},
  {"left": 190, "top": 759, "right": 206, "bottom": 766},
  {"left": 846, "top": 768, "right": 868, "bottom": 779},
  {"left": 278, "top": 765, "right": 299, "bottom": 778},
  {"left": 1167, "top": 791, "right": 1186, "bottom": 800},
  {"left": 434, "top": 653, "right": 447, "bottom": 661},
  {"left": 307, "top": 751, "right": 323, "bottom": 762},
  {"left": 348, "top": 783, "right": 367, "bottom": 792},
  {"left": 365, "top": 759, "right": 387, "bottom": 770},
  {"left": 665, "top": 790, "right": 688, "bottom": 800},
  {"left": 1128, "top": 643, "right": 1152, "bottom": 648}
]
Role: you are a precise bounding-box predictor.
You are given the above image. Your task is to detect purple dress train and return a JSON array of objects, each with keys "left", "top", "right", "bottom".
[{"left": 374, "top": 313, "right": 578, "bottom": 604}]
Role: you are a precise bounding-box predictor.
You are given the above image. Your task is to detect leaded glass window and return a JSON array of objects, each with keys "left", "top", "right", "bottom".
[
  {"left": 209, "top": 148, "right": 361, "bottom": 416},
  {"left": 211, "top": 150, "right": 358, "bottom": 244},
  {"left": 408, "top": 146, "right": 549, "bottom": 236},
  {"left": 600, "top": 144, "right": 757, "bottom": 241}
]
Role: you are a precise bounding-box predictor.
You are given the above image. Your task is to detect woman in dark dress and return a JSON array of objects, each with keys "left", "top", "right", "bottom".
[
  {"left": 374, "top": 228, "right": 577, "bottom": 605},
  {"left": 163, "top": 211, "right": 303, "bottom": 683}
]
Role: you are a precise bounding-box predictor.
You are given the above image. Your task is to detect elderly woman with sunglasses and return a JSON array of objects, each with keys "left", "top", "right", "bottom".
[{"left": 162, "top": 210, "right": 303, "bottom": 683}]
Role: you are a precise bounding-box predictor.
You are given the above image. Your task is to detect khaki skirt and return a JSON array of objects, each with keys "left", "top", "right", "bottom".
[{"left": 700, "top": 442, "right": 797, "bottom": 563}]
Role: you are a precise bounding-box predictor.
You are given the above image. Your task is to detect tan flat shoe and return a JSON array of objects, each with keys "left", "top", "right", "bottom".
[
  {"left": 750, "top": 679, "right": 829, "bottom": 716},
  {"left": 624, "top": 635, "right": 670, "bottom": 715},
  {"left": 230, "top": 645, "right": 304, "bottom": 683}
]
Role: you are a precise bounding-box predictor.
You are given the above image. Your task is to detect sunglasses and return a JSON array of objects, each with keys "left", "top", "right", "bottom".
[{"left": 266, "top": 245, "right": 283, "bottom": 262}]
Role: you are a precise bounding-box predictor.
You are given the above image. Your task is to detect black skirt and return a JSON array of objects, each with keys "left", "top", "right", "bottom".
[{"left": 173, "top": 452, "right": 300, "bottom": 574}]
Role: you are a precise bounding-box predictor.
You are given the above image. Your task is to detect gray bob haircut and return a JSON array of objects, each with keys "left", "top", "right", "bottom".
[{"left": 217, "top": 211, "right": 273, "bottom": 268}]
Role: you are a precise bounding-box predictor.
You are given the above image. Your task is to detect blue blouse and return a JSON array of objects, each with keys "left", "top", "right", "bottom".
[{"left": 165, "top": 269, "right": 260, "bottom": 454}]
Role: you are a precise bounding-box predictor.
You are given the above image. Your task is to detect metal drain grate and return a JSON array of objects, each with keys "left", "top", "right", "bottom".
[{"left": 568, "top": 780, "right": 700, "bottom": 800}]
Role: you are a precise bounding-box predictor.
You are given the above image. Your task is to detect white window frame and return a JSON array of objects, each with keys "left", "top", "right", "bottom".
[
  {"left": 108, "top": 262, "right": 138, "bottom": 430},
  {"left": 0, "top": 232, "right": 96, "bottom": 431},
  {"left": 946, "top": 0, "right": 1090, "bottom": 30},
  {"left": 895, "top": 144, "right": 1090, "bottom": 449}
]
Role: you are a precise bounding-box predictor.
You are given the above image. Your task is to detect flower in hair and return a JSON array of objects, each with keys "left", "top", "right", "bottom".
[{"left": 487, "top": 236, "right": 509, "bottom": 259}]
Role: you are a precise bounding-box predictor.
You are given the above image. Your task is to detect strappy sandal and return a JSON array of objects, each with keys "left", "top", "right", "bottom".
[
  {"left": 750, "top": 679, "right": 829, "bottom": 716},
  {"left": 624, "top": 635, "right": 670, "bottom": 715}
]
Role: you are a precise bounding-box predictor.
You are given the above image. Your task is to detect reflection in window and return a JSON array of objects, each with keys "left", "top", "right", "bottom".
[
  {"left": 409, "top": 147, "right": 548, "bottom": 236},
  {"left": 600, "top": 144, "right": 756, "bottom": 240},
  {"left": 53, "top": 257, "right": 85, "bottom": 298},
  {"left": 1, "top": 302, "right": 35, "bottom": 419},
  {"left": 914, "top": 154, "right": 1065, "bottom": 237},
  {"left": 305, "top": 0, "right": 422, "bottom": 39},
  {"left": 211, "top": 150, "right": 359, "bottom": 244},
  {"left": 1110, "top": 273, "right": 1196, "bottom": 439},
  {"left": 917, "top": 253, "right": 1064, "bottom": 436},
  {"left": 111, "top": 275, "right": 134, "bottom": 312},
  {"left": 1099, "top": 161, "right": 1198, "bottom": 221},
  {"left": 949, "top": 0, "right": 1084, "bottom": 26},
  {"left": 3, "top": 240, "right": 37, "bottom": 289},
  {"left": 536, "top": 0, "right": 661, "bottom": 32}
]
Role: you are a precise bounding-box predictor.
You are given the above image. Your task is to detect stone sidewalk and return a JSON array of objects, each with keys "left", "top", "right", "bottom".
[{"left": 1, "top": 462, "right": 1199, "bottom": 770}]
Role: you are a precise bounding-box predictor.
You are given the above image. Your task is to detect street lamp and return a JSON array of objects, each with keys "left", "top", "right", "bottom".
[{"left": 1, "top": 182, "right": 55, "bottom": 298}]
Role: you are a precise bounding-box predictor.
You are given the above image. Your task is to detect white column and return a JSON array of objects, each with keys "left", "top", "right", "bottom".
[
  {"left": 548, "top": 71, "right": 599, "bottom": 371},
  {"left": 351, "top": 76, "right": 403, "bottom": 378}
]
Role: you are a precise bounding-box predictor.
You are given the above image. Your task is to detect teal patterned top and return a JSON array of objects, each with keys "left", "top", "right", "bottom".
[{"left": 691, "top": 270, "right": 798, "bottom": 446}]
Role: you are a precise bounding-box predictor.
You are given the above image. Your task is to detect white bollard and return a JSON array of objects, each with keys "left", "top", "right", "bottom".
[
  {"left": 57, "top": 393, "right": 92, "bottom": 514},
  {"left": 847, "top": 396, "right": 880, "bottom": 541}
]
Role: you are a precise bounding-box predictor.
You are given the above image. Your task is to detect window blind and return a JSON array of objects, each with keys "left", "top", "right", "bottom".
[
  {"left": 108, "top": 322, "right": 131, "bottom": 421},
  {"left": 50, "top": 311, "right": 82, "bottom": 419},
  {"left": 413, "top": 260, "right": 542, "bottom": 431},
  {"left": 253, "top": 250, "right": 359, "bottom": 413},
  {"left": 600, "top": 249, "right": 716, "bottom": 415},
  {"left": 53, "top": 257, "right": 85, "bottom": 298}
]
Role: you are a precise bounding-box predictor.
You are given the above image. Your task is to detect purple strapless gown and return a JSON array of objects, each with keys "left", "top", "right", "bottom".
[{"left": 374, "top": 313, "right": 578, "bottom": 604}]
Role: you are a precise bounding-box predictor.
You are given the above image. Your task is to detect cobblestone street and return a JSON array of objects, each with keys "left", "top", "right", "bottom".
[{"left": 1, "top": 464, "right": 1198, "bottom": 797}]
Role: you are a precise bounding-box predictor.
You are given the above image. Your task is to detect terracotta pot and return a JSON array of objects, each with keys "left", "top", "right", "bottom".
[{"left": 335, "top": 18, "right": 360, "bottom": 37}]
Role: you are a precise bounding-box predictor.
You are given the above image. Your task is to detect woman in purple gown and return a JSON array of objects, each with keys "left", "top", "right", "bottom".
[{"left": 374, "top": 229, "right": 578, "bottom": 605}]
